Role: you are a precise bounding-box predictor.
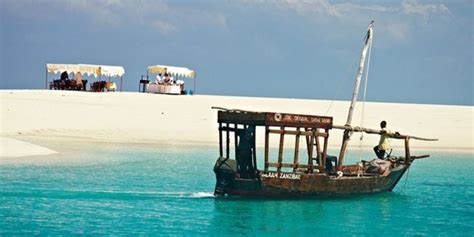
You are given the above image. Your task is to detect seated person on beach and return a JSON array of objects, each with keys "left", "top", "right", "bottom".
[
  {"left": 60, "top": 71, "right": 69, "bottom": 80},
  {"left": 163, "top": 73, "right": 172, "bottom": 84},
  {"left": 156, "top": 74, "right": 163, "bottom": 84},
  {"left": 75, "top": 72, "right": 83, "bottom": 90},
  {"left": 373, "top": 121, "right": 399, "bottom": 159},
  {"left": 59, "top": 71, "right": 69, "bottom": 89}
]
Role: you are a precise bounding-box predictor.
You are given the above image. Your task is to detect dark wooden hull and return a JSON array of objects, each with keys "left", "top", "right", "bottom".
[{"left": 215, "top": 165, "right": 409, "bottom": 197}]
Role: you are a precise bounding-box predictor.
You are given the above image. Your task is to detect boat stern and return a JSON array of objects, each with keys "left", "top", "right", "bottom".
[{"left": 213, "top": 157, "right": 237, "bottom": 196}]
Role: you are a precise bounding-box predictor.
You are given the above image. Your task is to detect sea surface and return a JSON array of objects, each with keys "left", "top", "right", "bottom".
[{"left": 1, "top": 141, "right": 473, "bottom": 236}]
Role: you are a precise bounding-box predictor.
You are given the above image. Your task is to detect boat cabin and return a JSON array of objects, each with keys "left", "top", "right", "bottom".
[{"left": 217, "top": 109, "right": 337, "bottom": 176}]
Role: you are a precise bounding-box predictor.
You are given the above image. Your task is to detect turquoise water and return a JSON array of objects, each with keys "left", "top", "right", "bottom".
[{"left": 1, "top": 142, "right": 473, "bottom": 236}]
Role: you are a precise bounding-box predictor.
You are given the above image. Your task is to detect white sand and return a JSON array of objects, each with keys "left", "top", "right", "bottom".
[
  {"left": 1, "top": 90, "right": 472, "bottom": 157},
  {"left": 0, "top": 137, "right": 57, "bottom": 157}
]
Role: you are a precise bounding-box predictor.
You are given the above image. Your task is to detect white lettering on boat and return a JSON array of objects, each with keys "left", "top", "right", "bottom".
[{"left": 261, "top": 172, "right": 300, "bottom": 180}]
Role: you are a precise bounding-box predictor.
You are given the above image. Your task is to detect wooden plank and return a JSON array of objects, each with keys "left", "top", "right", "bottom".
[
  {"left": 218, "top": 110, "right": 267, "bottom": 125},
  {"left": 268, "top": 129, "right": 328, "bottom": 137},
  {"left": 264, "top": 126, "right": 269, "bottom": 172},
  {"left": 277, "top": 126, "right": 285, "bottom": 173},
  {"left": 266, "top": 112, "right": 332, "bottom": 129},
  {"left": 268, "top": 162, "right": 294, "bottom": 168},
  {"left": 216, "top": 109, "right": 334, "bottom": 129},
  {"left": 220, "top": 126, "right": 236, "bottom": 132},
  {"left": 293, "top": 127, "right": 300, "bottom": 172}
]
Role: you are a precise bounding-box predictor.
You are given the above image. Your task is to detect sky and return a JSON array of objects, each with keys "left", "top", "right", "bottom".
[{"left": 1, "top": 0, "right": 472, "bottom": 105}]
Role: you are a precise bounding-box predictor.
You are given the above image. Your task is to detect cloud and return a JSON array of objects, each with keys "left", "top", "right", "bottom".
[
  {"left": 251, "top": 0, "right": 451, "bottom": 41},
  {"left": 3, "top": 0, "right": 229, "bottom": 35},
  {"left": 276, "top": 0, "right": 449, "bottom": 19},
  {"left": 402, "top": 0, "right": 450, "bottom": 16},
  {"left": 151, "top": 20, "right": 177, "bottom": 34}
]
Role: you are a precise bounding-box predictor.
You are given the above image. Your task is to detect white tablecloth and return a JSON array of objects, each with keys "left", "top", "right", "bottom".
[{"left": 146, "top": 83, "right": 181, "bottom": 94}]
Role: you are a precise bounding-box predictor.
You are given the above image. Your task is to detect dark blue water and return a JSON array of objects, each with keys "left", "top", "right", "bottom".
[{"left": 1, "top": 142, "right": 473, "bottom": 236}]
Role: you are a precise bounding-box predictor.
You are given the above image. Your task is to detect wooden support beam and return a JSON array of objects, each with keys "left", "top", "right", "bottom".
[
  {"left": 307, "top": 129, "right": 315, "bottom": 173},
  {"left": 333, "top": 124, "right": 438, "bottom": 141},
  {"left": 305, "top": 128, "right": 311, "bottom": 163},
  {"left": 264, "top": 126, "right": 269, "bottom": 172},
  {"left": 252, "top": 126, "right": 257, "bottom": 170},
  {"left": 277, "top": 126, "right": 285, "bottom": 173},
  {"left": 226, "top": 123, "right": 230, "bottom": 159},
  {"left": 234, "top": 123, "right": 238, "bottom": 160},
  {"left": 322, "top": 128, "right": 329, "bottom": 172},
  {"left": 315, "top": 129, "right": 323, "bottom": 173},
  {"left": 293, "top": 127, "right": 300, "bottom": 172},
  {"left": 405, "top": 137, "right": 411, "bottom": 164},
  {"left": 219, "top": 122, "right": 223, "bottom": 157}
]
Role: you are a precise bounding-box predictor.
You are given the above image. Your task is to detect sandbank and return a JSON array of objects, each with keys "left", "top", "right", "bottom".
[{"left": 1, "top": 90, "right": 472, "bottom": 157}]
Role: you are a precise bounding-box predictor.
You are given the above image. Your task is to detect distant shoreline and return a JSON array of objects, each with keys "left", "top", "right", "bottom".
[{"left": 1, "top": 90, "right": 472, "bottom": 157}]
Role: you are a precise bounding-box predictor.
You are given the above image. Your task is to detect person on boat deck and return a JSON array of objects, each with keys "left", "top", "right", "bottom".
[{"left": 373, "top": 121, "right": 399, "bottom": 159}]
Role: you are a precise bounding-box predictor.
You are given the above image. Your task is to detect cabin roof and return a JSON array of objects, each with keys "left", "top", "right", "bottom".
[{"left": 217, "top": 109, "right": 333, "bottom": 129}]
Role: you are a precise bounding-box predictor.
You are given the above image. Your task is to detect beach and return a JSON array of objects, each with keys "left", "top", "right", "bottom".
[
  {"left": 1, "top": 90, "right": 473, "bottom": 157},
  {"left": 1, "top": 90, "right": 474, "bottom": 236}
]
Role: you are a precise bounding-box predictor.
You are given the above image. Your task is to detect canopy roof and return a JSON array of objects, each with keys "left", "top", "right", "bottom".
[
  {"left": 46, "top": 63, "right": 125, "bottom": 77},
  {"left": 147, "top": 65, "right": 196, "bottom": 78}
]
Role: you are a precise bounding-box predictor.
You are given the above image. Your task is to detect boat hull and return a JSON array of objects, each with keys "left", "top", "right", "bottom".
[{"left": 215, "top": 165, "right": 409, "bottom": 197}]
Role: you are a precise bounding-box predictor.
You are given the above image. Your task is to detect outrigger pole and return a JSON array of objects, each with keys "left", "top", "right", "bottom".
[
  {"left": 332, "top": 125, "right": 438, "bottom": 141},
  {"left": 337, "top": 21, "right": 374, "bottom": 171}
]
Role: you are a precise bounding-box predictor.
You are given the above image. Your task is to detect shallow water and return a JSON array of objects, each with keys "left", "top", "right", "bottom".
[{"left": 1, "top": 142, "right": 473, "bottom": 235}]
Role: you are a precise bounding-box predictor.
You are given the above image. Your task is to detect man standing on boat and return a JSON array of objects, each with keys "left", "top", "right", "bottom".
[{"left": 373, "top": 121, "right": 399, "bottom": 159}]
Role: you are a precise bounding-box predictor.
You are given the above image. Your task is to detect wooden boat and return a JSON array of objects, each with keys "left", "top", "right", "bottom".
[{"left": 212, "top": 22, "right": 437, "bottom": 197}]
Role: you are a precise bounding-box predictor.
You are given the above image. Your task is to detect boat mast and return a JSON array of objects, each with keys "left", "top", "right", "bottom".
[{"left": 337, "top": 21, "right": 374, "bottom": 171}]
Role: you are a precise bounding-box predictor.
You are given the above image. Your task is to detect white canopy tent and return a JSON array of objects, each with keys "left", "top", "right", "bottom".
[
  {"left": 147, "top": 65, "right": 197, "bottom": 94},
  {"left": 45, "top": 63, "right": 125, "bottom": 91}
]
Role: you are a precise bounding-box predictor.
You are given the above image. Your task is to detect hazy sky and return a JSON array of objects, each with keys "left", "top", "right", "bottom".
[{"left": 1, "top": 0, "right": 472, "bottom": 105}]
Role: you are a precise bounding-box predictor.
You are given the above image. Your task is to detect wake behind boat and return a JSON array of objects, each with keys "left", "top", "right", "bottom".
[{"left": 212, "top": 21, "right": 438, "bottom": 197}]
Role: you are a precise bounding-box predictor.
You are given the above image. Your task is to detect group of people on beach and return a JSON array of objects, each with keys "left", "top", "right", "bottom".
[
  {"left": 156, "top": 73, "right": 176, "bottom": 85},
  {"left": 50, "top": 71, "right": 86, "bottom": 91}
]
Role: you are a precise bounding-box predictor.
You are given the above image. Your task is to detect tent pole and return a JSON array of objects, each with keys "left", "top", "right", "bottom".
[
  {"left": 120, "top": 76, "right": 123, "bottom": 92},
  {"left": 45, "top": 66, "right": 48, "bottom": 89}
]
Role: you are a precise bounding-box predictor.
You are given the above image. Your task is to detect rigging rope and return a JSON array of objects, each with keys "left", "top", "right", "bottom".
[
  {"left": 400, "top": 165, "right": 412, "bottom": 192},
  {"left": 324, "top": 77, "right": 345, "bottom": 116}
]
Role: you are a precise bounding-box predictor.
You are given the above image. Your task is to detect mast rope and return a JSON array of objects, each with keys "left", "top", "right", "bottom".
[
  {"left": 324, "top": 36, "right": 363, "bottom": 116},
  {"left": 401, "top": 166, "right": 411, "bottom": 191}
]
